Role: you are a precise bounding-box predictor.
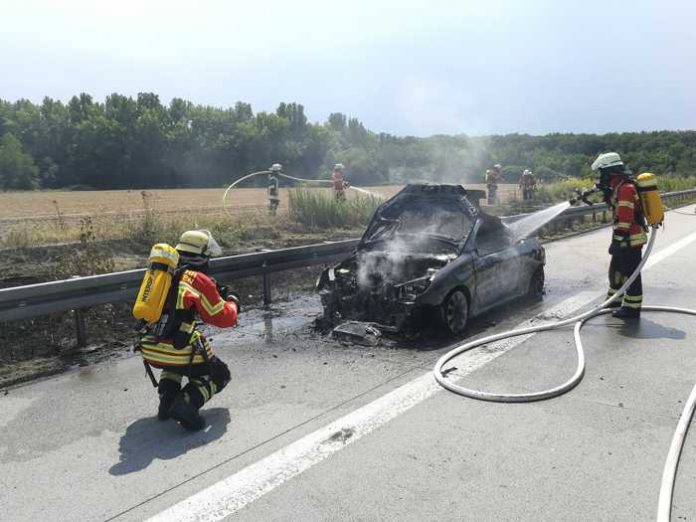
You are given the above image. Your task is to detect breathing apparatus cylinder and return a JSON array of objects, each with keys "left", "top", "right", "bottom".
[
  {"left": 132, "top": 243, "right": 180, "bottom": 324},
  {"left": 636, "top": 172, "right": 665, "bottom": 226}
]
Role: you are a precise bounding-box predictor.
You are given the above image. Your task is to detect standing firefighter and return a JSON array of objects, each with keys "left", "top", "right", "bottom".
[
  {"left": 486, "top": 164, "right": 502, "bottom": 204},
  {"left": 268, "top": 163, "right": 282, "bottom": 215},
  {"left": 134, "top": 230, "right": 240, "bottom": 430},
  {"left": 592, "top": 152, "right": 646, "bottom": 319},
  {"left": 332, "top": 163, "right": 348, "bottom": 201},
  {"left": 519, "top": 169, "right": 537, "bottom": 201}
]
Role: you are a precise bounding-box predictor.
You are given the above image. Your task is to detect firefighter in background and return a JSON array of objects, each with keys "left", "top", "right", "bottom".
[
  {"left": 268, "top": 163, "right": 281, "bottom": 215},
  {"left": 591, "top": 152, "right": 646, "bottom": 319},
  {"left": 486, "top": 164, "right": 502, "bottom": 204},
  {"left": 332, "top": 163, "right": 349, "bottom": 201},
  {"left": 139, "top": 230, "right": 240, "bottom": 430},
  {"left": 519, "top": 169, "right": 537, "bottom": 200}
]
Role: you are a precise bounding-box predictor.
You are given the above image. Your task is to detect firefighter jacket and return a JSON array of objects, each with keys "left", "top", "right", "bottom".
[
  {"left": 268, "top": 175, "right": 279, "bottom": 200},
  {"left": 609, "top": 177, "right": 647, "bottom": 248},
  {"left": 518, "top": 173, "right": 536, "bottom": 188},
  {"left": 332, "top": 171, "right": 345, "bottom": 191},
  {"left": 140, "top": 270, "right": 238, "bottom": 368},
  {"left": 486, "top": 170, "right": 500, "bottom": 186}
]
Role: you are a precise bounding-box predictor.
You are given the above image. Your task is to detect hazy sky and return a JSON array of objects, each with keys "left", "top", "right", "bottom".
[{"left": 3, "top": 0, "right": 695, "bottom": 136}]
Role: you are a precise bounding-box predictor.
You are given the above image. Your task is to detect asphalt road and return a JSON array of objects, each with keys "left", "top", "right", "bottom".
[{"left": 2, "top": 205, "right": 696, "bottom": 522}]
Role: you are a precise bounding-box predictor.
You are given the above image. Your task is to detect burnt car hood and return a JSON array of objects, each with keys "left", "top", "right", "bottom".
[
  {"left": 358, "top": 183, "right": 483, "bottom": 251},
  {"left": 328, "top": 249, "right": 456, "bottom": 292}
]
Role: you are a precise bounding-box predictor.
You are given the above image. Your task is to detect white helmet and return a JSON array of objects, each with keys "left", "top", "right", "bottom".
[
  {"left": 269, "top": 163, "right": 283, "bottom": 172},
  {"left": 523, "top": 169, "right": 531, "bottom": 175},
  {"left": 176, "top": 229, "right": 222, "bottom": 257},
  {"left": 334, "top": 163, "right": 344, "bottom": 171},
  {"left": 493, "top": 164, "right": 502, "bottom": 170},
  {"left": 591, "top": 152, "right": 624, "bottom": 172}
]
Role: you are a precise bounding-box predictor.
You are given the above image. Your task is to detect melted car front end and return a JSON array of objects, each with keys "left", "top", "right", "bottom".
[
  {"left": 317, "top": 250, "right": 453, "bottom": 331},
  {"left": 317, "top": 183, "right": 545, "bottom": 336}
]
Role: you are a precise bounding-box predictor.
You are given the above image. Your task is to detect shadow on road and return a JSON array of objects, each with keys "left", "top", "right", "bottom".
[
  {"left": 613, "top": 317, "right": 686, "bottom": 341},
  {"left": 109, "top": 407, "right": 230, "bottom": 476}
]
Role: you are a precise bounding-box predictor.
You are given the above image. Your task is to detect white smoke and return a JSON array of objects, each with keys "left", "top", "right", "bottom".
[{"left": 355, "top": 209, "right": 468, "bottom": 288}]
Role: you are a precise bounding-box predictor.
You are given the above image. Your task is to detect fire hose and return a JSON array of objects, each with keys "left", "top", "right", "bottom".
[
  {"left": 222, "top": 170, "right": 382, "bottom": 216},
  {"left": 432, "top": 224, "right": 696, "bottom": 521}
]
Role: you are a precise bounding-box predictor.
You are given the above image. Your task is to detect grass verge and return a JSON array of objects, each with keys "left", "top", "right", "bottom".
[{"left": 288, "top": 188, "right": 381, "bottom": 230}]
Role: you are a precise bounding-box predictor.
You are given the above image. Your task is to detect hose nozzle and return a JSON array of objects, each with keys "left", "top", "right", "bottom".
[{"left": 569, "top": 187, "right": 599, "bottom": 206}]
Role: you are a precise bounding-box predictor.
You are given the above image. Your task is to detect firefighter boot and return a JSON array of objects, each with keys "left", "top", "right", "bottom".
[
  {"left": 612, "top": 307, "right": 640, "bottom": 319},
  {"left": 157, "top": 391, "right": 177, "bottom": 421},
  {"left": 605, "top": 298, "right": 621, "bottom": 309},
  {"left": 157, "top": 374, "right": 182, "bottom": 420},
  {"left": 169, "top": 392, "right": 206, "bottom": 431}
]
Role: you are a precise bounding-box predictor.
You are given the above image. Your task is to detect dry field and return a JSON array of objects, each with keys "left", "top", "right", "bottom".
[
  {"left": 0, "top": 183, "right": 517, "bottom": 220},
  {"left": 0, "top": 184, "right": 519, "bottom": 249}
]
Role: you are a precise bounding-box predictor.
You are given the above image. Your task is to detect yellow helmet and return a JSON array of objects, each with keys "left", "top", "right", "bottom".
[{"left": 175, "top": 229, "right": 222, "bottom": 257}]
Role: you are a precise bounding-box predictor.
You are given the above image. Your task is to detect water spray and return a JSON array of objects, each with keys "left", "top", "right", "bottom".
[{"left": 506, "top": 201, "right": 571, "bottom": 243}]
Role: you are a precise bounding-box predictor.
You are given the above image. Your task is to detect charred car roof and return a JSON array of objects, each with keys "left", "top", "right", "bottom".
[
  {"left": 371, "top": 183, "right": 484, "bottom": 218},
  {"left": 359, "top": 183, "right": 498, "bottom": 250}
]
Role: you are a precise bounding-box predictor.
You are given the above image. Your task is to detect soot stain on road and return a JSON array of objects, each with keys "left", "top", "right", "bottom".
[{"left": 326, "top": 427, "right": 354, "bottom": 445}]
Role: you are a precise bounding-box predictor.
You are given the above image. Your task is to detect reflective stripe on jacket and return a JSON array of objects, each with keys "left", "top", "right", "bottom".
[
  {"left": 176, "top": 270, "right": 237, "bottom": 327},
  {"left": 140, "top": 269, "right": 237, "bottom": 367},
  {"left": 140, "top": 330, "right": 214, "bottom": 368},
  {"left": 611, "top": 179, "right": 647, "bottom": 248}
]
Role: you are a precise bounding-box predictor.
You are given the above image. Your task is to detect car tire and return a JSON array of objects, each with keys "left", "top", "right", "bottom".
[
  {"left": 527, "top": 266, "right": 545, "bottom": 301},
  {"left": 442, "top": 289, "right": 469, "bottom": 336}
]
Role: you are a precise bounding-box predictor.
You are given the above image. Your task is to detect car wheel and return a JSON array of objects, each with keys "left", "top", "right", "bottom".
[
  {"left": 442, "top": 289, "right": 469, "bottom": 335},
  {"left": 527, "top": 267, "right": 545, "bottom": 301}
]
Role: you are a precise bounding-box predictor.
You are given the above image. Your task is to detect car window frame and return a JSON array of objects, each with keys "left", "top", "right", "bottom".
[{"left": 465, "top": 216, "right": 515, "bottom": 257}]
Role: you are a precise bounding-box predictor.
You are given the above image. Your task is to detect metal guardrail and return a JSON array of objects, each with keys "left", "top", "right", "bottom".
[
  {"left": 1, "top": 188, "right": 694, "bottom": 327},
  {"left": 0, "top": 239, "right": 359, "bottom": 324}
]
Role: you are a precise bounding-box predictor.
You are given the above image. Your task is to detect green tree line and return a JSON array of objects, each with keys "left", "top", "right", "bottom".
[{"left": 1, "top": 92, "right": 695, "bottom": 191}]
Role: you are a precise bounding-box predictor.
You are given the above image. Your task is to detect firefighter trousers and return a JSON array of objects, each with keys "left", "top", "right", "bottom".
[
  {"left": 158, "top": 356, "right": 231, "bottom": 410},
  {"left": 608, "top": 247, "right": 643, "bottom": 310}
]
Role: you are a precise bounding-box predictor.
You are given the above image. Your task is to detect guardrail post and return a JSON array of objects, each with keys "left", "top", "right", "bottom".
[
  {"left": 263, "top": 273, "right": 272, "bottom": 305},
  {"left": 259, "top": 259, "right": 272, "bottom": 305},
  {"left": 74, "top": 309, "right": 87, "bottom": 347}
]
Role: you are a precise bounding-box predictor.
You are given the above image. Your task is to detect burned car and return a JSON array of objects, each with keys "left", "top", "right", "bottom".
[{"left": 316, "top": 184, "right": 545, "bottom": 335}]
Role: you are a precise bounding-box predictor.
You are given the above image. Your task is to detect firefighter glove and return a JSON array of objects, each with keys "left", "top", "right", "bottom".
[
  {"left": 216, "top": 283, "right": 229, "bottom": 300},
  {"left": 226, "top": 290, "right": 241, "bottom": 312}
]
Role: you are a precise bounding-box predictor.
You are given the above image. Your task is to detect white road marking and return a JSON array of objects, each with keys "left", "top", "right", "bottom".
[
  {"left": 147, "top": 228, "right": 696, "bottom": 522},
  {"left": 147, "top": 293, "right": 595, "bottom": 522},
  {"left": 644, "top": 229, "right": 696, "bottom": 269}
]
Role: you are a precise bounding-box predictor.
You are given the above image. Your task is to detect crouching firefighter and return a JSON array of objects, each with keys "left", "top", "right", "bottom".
[
  {"left": 591, "top": 152, "right": 647, "bottom": 319},
  {"left": 132, "top": 230, "right": 240, "bottom": 430}
]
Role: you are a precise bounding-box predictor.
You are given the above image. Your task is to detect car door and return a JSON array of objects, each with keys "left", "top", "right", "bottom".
[{"left": 470, "top": 223, "right": 523, "bottom": 310}]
